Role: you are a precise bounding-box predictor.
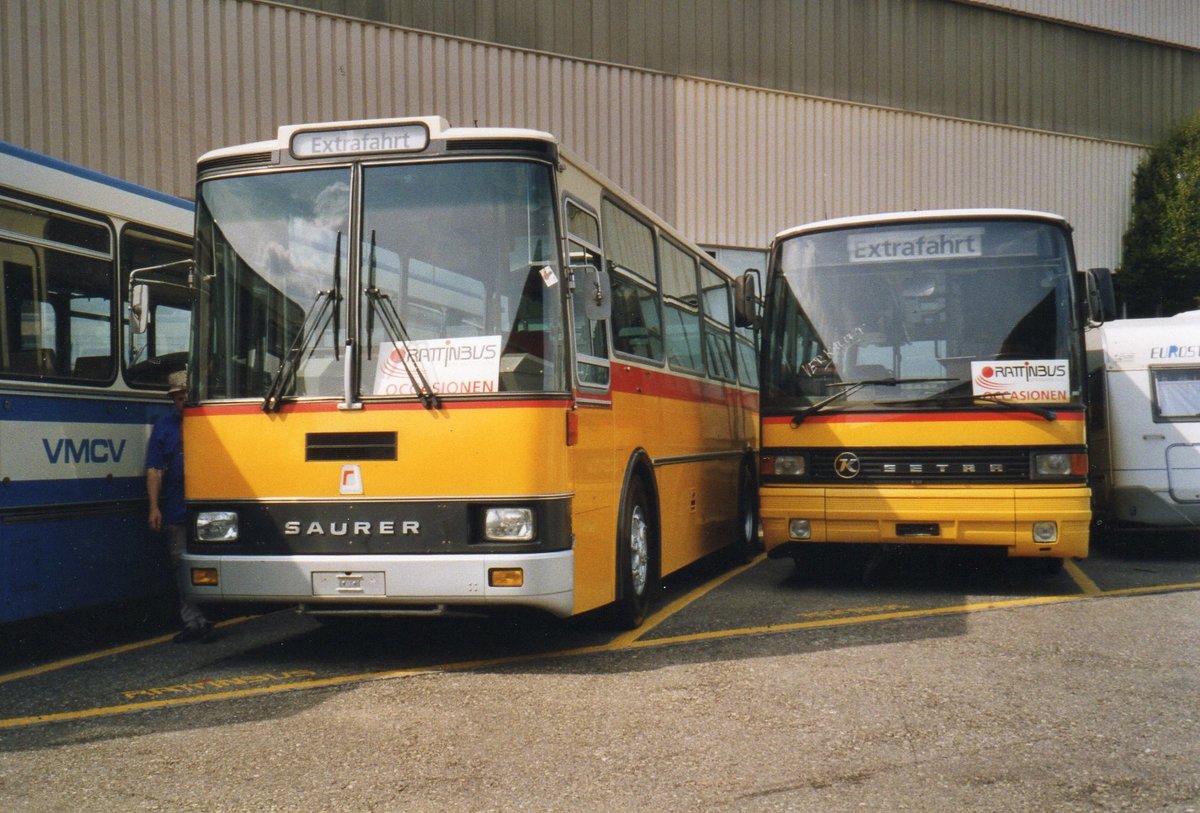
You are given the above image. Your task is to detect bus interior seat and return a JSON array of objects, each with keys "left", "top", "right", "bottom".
[
  {"left": 8, "top": 348, "right": 57, "bottom": 375},
  {"left": 504, "top": 329, "right": 545, "bottom": 360},
  {"left": 72, "top": 355, "right": 112, "bottom": 379}
]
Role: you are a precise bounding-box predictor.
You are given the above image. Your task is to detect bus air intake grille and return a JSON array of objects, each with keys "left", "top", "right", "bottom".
[
  {"left": 198, "top": 152, "right": 274, "bottom": 175},
  {"left": 305, "top": 432, "right": 397, "bottom": 461},
  {"left": 808, "top": 447, "right": 1032, "bottom": 484},
  {"left": 445, "top": 139, "right": 555, "bottom": 159}
]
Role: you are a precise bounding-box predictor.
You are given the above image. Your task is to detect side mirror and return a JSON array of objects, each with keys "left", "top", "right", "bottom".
[
  {"left": 735, "top": 269, "right": 762, "bottom": 328},
  {"left": 130, "top": 283, "right": 150, "bottom": 334},
  {"left": 573, "top": 263, "right": 611, "bottom": 321},
  {"left": 1085, "top": 267, "right": 1117, "bottom": 323}
]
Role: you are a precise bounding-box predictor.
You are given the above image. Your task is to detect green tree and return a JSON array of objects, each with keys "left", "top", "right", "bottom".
[{"left": 1119, "top": 114, "right": 1200, "bottom": 316}]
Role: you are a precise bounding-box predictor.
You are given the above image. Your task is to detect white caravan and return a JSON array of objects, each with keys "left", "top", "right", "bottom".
[{"left": 1088, "top": 311, "right": 1200, "bottom": 530}]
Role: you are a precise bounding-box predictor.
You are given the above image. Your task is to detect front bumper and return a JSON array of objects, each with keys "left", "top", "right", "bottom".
[
  {"left": 181, "top": 549, "right": 575, "bottom": 617},
  {"left": 761, "top": 485, "right": 1091, "bottom": 558}
]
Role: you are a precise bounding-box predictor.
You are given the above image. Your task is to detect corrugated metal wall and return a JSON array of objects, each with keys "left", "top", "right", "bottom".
[
  {"left": 278, "top": 0, "right": 1200, "bottom": 145},
  {"left": 967, "top": 0, "right": 1200, "bottom": 50},
  {"left": 0, "top": 0, "right": 1143, "bottom": 268},
  {"left": 0, "top": 0, "right": 676, "bottom": 222},
  {"left": 676, "top": 78, "right": 1143, "bottom": 268}
]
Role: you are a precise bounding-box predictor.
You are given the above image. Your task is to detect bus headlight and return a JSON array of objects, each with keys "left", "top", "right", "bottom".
[
  {"left": 789, "top": 519, "right": 812, "bottom": 540},
  {"left": 196, "top": 511, "right": 239, "bottom": 542},
  {"left": 763, "top": 454, "right": 806, "bottom": 477},
  {"left": 1032, "top": 521, "right": 1058, "bottom": 543},
  {"left": 1034, "top": 453, "right": 1071, "bottom": 476},
  {"left": 484, "top": 507, "right": 535, "bottom": 541},
  {"left": 1033, "top": 452, "right": 1087, "bottom": 477}
]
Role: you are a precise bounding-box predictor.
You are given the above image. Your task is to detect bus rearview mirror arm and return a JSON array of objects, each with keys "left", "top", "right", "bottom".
[
  {"left": 572, "top": 264, "right": 611, "bottom": 322},
  {"left": 128, "top": 259, "right": 195, "bottom": 335}
]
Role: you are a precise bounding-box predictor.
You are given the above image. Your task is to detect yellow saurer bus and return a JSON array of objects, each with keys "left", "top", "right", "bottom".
[
  {"left": 758, "top": 210, "right": 1110, "bottom": 571},
  {"left": 181, "top": 117, "right": 759, "bottom": 628}
]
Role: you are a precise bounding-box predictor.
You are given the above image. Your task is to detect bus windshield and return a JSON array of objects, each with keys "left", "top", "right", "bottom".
[
  {"left": 762, "top": 218, "right": 1082, "bottom": 412},
  {"left": 194, "top": 160, "right": 564, "bottom": 402}
]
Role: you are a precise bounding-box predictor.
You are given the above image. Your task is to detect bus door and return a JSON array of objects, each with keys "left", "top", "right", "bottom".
[{"left": 565, "top": 198, "right": 617, "bottom": 611}]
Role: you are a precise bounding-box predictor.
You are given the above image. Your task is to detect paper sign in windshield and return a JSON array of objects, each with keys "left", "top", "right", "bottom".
[
  {"left": 373, "top": 336, "right": 502, "bottom": 396},
  {"left": 971, "top": 360, "right": 1070, "bottom": 403}
]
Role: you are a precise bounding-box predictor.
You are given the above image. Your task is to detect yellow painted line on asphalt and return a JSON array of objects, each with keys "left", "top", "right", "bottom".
[
  {"left": 2, "top": 572, "right": 1199, "bottom": 732},
  {"left": 606, "top": 553, "right": 767, "bottom": 648},
  {"left": 1064, "top": 559, "right": 1102, "bottom": 595},
  {"left": 0, "top": 617, "right": 253, "bottom": 687},
  {"left": 624, "top": 593, "right": 1087, "bottom": 649}
]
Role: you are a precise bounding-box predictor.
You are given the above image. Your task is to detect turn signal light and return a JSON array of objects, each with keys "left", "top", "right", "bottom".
[
  {"left": 488, "top": 568, "right": 525, "bottom": 588},
  {"left": 190, "top": 568, "right": 219, "bottom": 586}
]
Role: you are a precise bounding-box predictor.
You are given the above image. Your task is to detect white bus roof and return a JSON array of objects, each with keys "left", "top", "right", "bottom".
[
  {"left": 773, "top": 209, "right": 1069, "bottom": 243},
  {"left": 198, "top": 116, "right": 558, "bottom": 164},
  {"left": 1099, "top": 311, "right": 1200, "bottom": 370},
  {"left": 0, "top": 140, "right": 193, "bottom": 230}
]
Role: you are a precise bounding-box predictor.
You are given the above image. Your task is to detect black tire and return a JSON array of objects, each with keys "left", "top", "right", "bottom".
[
  {"left": 610, "top": 477, "right": 656, "bottom": 630},
  {"left": 730, "top": 463, "right": 762, "bottom": 564}
]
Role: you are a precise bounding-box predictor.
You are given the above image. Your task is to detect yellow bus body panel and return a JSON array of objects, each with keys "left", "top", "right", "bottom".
[
  {"left": 186, "top": 403, "right": 569, "bottom": 499},
  {"left": 185, "top": 379, "right": 755, "bottom": 617},
  {"left": 760, "top": 413, "right": 1090, "bottom": 558}
]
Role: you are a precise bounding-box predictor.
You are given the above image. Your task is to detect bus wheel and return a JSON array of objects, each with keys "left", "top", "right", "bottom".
[
  {"left": 611, "top": 478, "right": 656, "bottom": 629},
  {"left": 732, "top": 463, "right": 762, "bottom": 563}
]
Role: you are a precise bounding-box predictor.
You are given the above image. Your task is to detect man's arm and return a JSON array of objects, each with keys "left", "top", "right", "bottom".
[{"left": 147, "top": 467, "right": 164, "bottom": 531}]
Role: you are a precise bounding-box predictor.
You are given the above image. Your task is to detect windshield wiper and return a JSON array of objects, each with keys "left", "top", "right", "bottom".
[
  {"left": 790, "top": 377, "right": 955, "bottom": 426},
  {"left": 364, "top": 286, "right": 440, "bottom": 410},
  {"left": 263, "top": 287, "right": 337, "bottom": 412},
  {"left": 887, "top": 390, "right": 1058, "bottom": 422},
  {"left": 365, "top": 230, "right": 377, "bottom": 361},
  {"left": 262, "top": 233, "right": 344, "bottom": 413}
]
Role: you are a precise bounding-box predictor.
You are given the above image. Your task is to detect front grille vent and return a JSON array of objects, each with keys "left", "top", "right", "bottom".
[
  {"left": 445, "top": 139, "right": 556, "bottom": 159},
  {"left": 809, "top": 447, "right": 1032, "bottom": 484},
  {"left": 305, "top": 431, "right": 397, "bottom": 461}
]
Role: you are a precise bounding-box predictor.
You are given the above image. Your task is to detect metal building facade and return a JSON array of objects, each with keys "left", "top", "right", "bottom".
[
  {"left": 279, "top": 0, "right": 1200, "bottom": 145},
  {"left": 969, "top": 0, "right": 1200, "bottom": 50},
  {"left": 0, "top": 0, "right": 1162, "bottom": 267}
]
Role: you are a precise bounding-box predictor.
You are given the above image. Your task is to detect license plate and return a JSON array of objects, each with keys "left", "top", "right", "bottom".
[
  {"left": 896, "top": 522, "right": 940, "bottom": 537},
  {"left": 312, "top": 571, "right": 386, "bottom": 596}
]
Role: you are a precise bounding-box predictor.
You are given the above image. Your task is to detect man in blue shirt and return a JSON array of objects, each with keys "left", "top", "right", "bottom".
[{"left": 147, "top": 370, "right": 212, "bottom": 643}]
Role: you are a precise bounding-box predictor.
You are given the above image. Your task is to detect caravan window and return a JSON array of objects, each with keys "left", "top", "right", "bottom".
[{"left": 1153, "top": 367, "right": 1200, "bottom": 421}]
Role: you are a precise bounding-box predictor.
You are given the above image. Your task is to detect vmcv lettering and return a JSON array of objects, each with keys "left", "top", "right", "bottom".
[{"left": 42, "top": 438, "right": 127, "bottom": 464}]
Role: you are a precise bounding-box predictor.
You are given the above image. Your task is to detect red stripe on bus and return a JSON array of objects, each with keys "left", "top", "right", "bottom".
[
  {"left": 761, "top": 410, "right": 1084, "bottom": 425},
  {"left": 610, "top": 364, "right": 755, "bottom": 408},
  {"left": 187, "top": 398, "right": 573, "bottom": 417}
]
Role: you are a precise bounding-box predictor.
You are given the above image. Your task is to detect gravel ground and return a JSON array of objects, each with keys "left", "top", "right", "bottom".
[{"left": 1, "top": 591, "right": 1198, "bottom": 812}]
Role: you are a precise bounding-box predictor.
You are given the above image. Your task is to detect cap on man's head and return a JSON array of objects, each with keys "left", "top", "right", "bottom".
[{"left": 167, "top": 370, "right": 188, "bottom": 394}]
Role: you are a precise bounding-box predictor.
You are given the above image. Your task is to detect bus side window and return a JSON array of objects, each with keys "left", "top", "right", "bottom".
[
  {"left": 701, "top": 264, "right": 736, "bottom": 381},
  {"left": 122, "top": 229, "right": 191, "bottom": 388},
  {"left": 601, "top": 199, "right": 663, "bottom": 362},
  {"left": 566, "top": 200, "right": 610, "bottom": 389},
  {"left": 1, "top": 204, "right": 115, "bottom": 384}
]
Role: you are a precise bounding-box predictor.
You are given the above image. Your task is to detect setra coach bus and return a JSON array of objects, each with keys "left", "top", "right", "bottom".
[
  {"left": 757, "top": 209, "right": 1112, "bottom": 571},
  {"left": 174, "top": 116, "right": 758, "bottom": 628},
  {"left": 0, "top": 140, "right": 192, "bottom": 623}
]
